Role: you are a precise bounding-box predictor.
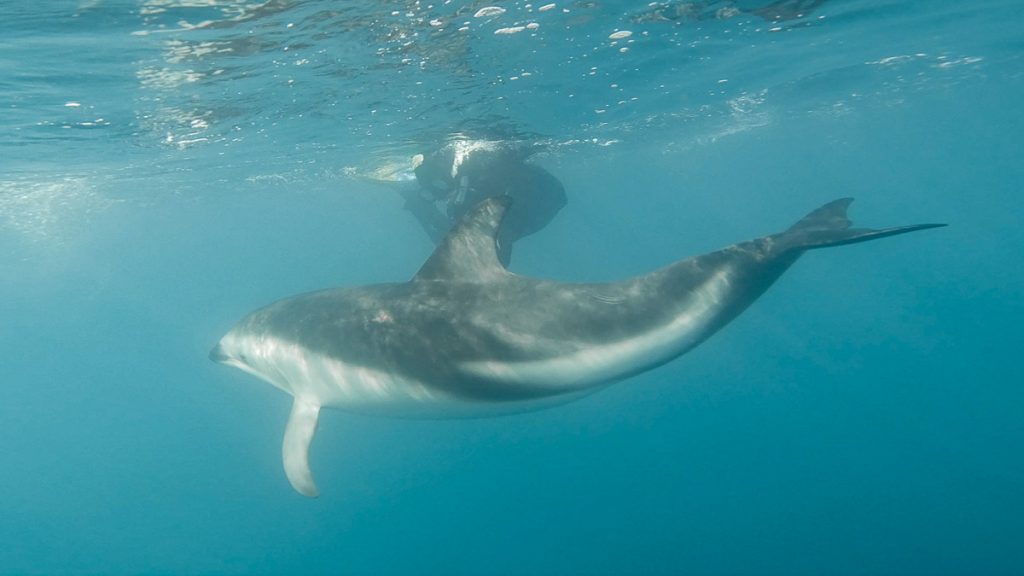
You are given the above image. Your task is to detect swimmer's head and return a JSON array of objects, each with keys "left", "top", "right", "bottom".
[{"left": 413, "top": 152, "right": 452, "bottom": 196}]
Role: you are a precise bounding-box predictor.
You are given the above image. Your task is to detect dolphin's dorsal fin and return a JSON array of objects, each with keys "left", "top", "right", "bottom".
[
  {"left": 414, "top": 197, "right": 511, "bottom": 282},
  {"left": 283, "top": 397, "right": 321, "bottom": 498}
]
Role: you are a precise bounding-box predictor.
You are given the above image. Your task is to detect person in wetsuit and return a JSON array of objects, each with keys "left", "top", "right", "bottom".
[{"left": 400, "top": 141, "right": 567, "bottom": 267}]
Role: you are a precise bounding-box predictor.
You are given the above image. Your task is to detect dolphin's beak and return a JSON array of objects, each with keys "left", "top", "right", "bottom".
[{"left": 209, "top": 343, "right": 230, "bottom": 363}]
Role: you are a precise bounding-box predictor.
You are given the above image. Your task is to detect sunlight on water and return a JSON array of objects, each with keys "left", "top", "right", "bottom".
[{"left": 0, "top": 177, "right": 114, "bottom": 245}]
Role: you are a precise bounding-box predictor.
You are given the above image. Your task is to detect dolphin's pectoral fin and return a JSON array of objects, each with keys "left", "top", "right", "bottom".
[{"left": 282, "top": 397, "right": 321, "bottom": 498}]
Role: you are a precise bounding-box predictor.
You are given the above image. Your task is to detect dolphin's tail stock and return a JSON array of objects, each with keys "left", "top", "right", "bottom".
[{"left": 776, "top": 198, "right": 946, "bottom": 253}]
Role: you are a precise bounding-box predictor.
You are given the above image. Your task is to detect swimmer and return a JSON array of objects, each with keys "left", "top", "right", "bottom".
[{"left": 400, "top": 139, "right": 567, "bottom": 266}]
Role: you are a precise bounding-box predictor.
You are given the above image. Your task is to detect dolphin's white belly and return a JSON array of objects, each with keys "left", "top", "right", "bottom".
[
  {"left": 260, "top": 339, "right": 589, "bottom": 418},
  {"left": 297, "top": 347, "right": 444, "bottom": 413},
  {"left": 461, "top": 267, "right": 735, "bottom": 388}
]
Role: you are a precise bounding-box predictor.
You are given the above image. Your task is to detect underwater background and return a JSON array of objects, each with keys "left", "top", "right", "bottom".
[{"left": 1, "top": 0, "right": 1022, "bottom": 574}]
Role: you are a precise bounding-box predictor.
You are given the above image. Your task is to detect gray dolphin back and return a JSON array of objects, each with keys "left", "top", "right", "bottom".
[{"left": 777, "top": 197, "right": 947, "bottom": 253}]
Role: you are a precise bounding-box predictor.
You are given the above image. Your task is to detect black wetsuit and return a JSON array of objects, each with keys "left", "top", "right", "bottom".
[{"left": 402, "top": 145, "right": 567, "bottom": 266}]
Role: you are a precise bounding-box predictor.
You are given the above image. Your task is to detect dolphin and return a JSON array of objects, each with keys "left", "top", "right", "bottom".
[{"left": 210, "top": 197, "right": 943, "bottom": 497}]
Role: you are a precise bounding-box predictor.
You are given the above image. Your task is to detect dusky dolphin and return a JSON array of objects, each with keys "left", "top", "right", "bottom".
[{"left": 210, "top": 197, "right": 943, "bottom": 497}]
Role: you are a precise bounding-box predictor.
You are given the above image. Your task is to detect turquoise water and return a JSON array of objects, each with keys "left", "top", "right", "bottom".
[{"left": 2, "top": 1, "right": 1022, "bottom": 574}]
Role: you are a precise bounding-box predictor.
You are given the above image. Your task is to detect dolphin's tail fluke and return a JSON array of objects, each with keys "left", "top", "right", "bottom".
[{"left": 778, "top": 198, "right": 946, "bottom": 252}]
